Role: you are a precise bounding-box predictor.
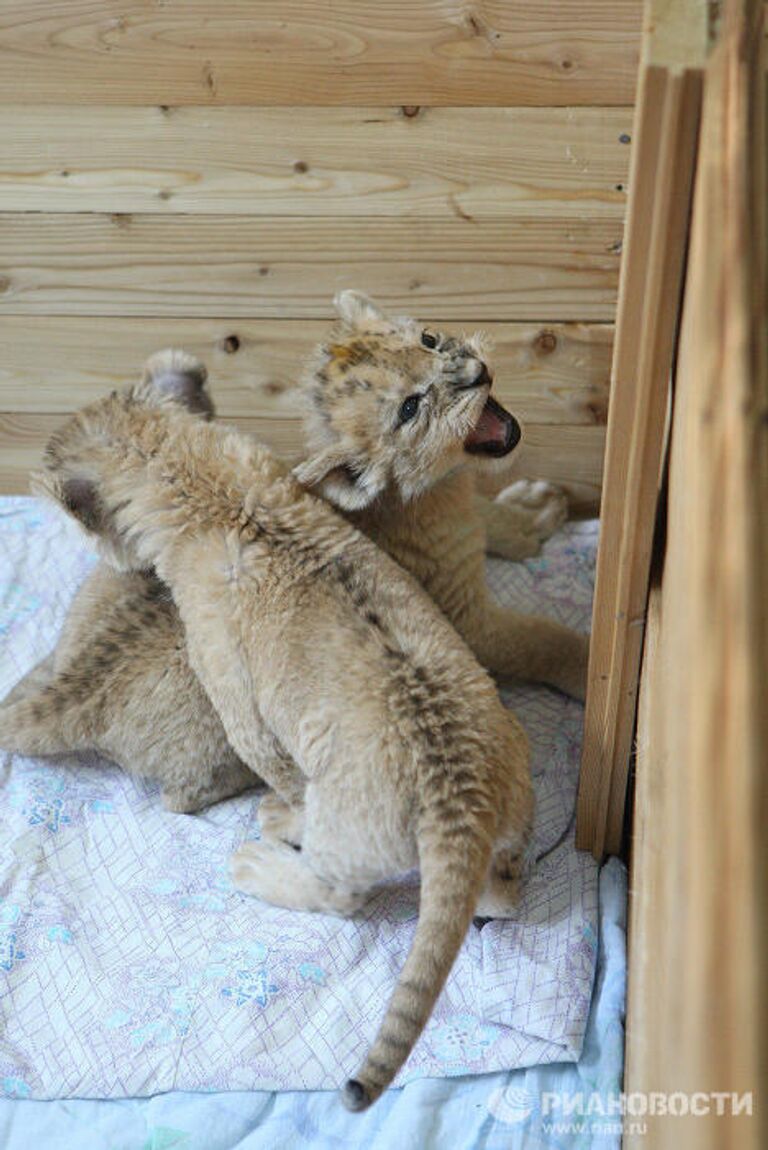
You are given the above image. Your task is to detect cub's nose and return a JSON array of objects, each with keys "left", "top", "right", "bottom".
[{"left": 472, "top": 361, "right": 493, "bottom": 388}]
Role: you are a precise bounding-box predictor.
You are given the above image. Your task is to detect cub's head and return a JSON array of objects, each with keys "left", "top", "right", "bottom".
[{"left": 295, "top": 291, "right": 521, "bottom": 509}]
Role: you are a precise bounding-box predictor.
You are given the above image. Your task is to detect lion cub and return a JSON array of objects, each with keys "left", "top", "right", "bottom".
[
  {"left": 0, "top": 352, "right": 258, "bottom": 814},
  {"left": 0, "top": 295, "right": 585, "bottom": 813},
  {"left": 32, "top": 365, "right": 533, "bottom": 1110},
  {"left": 296, "top": 291, "right": 588, "bottom": 700}
]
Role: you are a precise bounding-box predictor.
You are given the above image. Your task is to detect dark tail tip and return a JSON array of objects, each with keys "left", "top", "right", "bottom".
[{"left": 341, "top": 1079, "right": 372, "bottom": 1112}]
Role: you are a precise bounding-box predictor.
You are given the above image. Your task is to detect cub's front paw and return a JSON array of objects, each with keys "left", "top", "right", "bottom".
[{"left": 496, "top": 479, "right": 569, "bottom": 544}]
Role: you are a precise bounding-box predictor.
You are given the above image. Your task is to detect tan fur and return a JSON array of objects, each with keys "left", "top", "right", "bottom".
[
  {"left": 296, "top": 291, "right": 588, "bottom": 700},
  {"left": 0, "top": 564, "right": 258, "bottom": 812},
  {"left": 0, "top": 349, "right": 258, "bottom": 814},
  {"left": 28, "top": 367, "right": 533, "bottom": 1109},
  {"left": 1, "top": 301, "right": 583, "bottom": 817}
]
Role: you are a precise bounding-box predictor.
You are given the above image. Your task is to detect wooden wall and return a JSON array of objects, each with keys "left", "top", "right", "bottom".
[
  {"left": 626, "top": 1, "right": 768, "bottom": 1142},
  {"left": 0, "top": 1, "right": 640, "bottom": 509}
]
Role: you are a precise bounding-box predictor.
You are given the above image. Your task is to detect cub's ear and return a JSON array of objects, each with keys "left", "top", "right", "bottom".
[
  {"left": 31, "top": 470, "right": 104, "bottom": 534},
  {"left": 140, "top": 349, "right": 214, "bottom": 418},
  {"left": 333, "top": 290, "right": 391, "bottom": 335},
  {"left": 31, "top": 468, "right": 141, "bottom": 572},
  {"left": 294, "top": 446, "right": 387, "bottom": 511}
]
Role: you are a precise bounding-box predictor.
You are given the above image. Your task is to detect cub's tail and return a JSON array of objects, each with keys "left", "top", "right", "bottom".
[{"left": 341, "top": 812, "right": 496, "bottom": 1111}]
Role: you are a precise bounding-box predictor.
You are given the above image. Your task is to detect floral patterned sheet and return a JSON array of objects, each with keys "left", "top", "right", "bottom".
[
  {"left": 0, "top": 498, "right": 599, "bottom": 1101},
  {"left": 0, "top": 862, "right": 627, "bottom": 1150}
]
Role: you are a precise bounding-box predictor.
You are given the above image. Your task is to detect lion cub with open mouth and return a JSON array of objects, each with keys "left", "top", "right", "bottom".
[
  {"left": 28, "top": 364, "right": 533, "bottom": 1110},
  {"left": 297, "top": 291, "right": 587, "bottom": 700},
  {"left": 0, "top": 294, "right": 586, "bottom": 815}
]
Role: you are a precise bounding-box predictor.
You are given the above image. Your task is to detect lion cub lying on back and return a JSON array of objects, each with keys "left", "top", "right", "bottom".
[{"left": 30, "top": 365, "right": 533, "bottom": 1109}]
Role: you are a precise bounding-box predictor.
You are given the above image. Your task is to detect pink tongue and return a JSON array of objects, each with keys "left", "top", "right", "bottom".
[{"left": 466, "top": 401, "right": 507, "bottom": 448}]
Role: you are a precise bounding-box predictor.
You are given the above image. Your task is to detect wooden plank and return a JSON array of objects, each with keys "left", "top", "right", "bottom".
[
  {"left": 0, "top": 317, "right": 612, "bottom": 425},
  {"left": 625, "top": 580, "right": 667, "bottom": 1144},
  {"left": 0, "top": 413, "right": 605, "bottom": 513},
  {"left": 625, "top": 1, "right": 767, "bottom": 1145},
  {"left": 0, "top": 1, "right": 641, "bottom": 107},
  {"left": 0, "top": 215, "right": 623, "bottom": 321},
  {"left": 576, "top": 0, "right": 709, "bottom": 859},
  {"left": 0, "top": 106, "right": 632, "bottom": 219}
]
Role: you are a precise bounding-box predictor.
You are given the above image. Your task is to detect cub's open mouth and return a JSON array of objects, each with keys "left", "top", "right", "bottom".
[{"left": 464, "top": 395, "right": 522, "bottom": 457}]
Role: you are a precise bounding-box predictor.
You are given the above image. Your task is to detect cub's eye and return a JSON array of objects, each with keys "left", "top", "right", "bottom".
[
  {"left": 420, "top": 330, "right": 439, "bottom": 350},
  {"left": 398, "top": 394, "right": 421, "bottom": 425}
]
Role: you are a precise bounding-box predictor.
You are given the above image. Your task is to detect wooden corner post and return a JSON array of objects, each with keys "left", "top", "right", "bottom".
[{"left": 576, "top": 0, "right": 711, "bottom": 859}]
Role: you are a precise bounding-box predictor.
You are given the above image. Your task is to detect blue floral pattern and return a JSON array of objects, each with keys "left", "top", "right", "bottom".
[
  {"left": 0, "top": 862, "right": 628, "bottom": 1150},
  {"left": 429, "top": 1012, "right": 502, "bottom": 1070},
  {"left": 221, "top": 968, "right": 279, "bottom": 1009}
]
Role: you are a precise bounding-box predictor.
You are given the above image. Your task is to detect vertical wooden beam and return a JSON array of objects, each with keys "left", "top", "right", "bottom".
[
  {"left": 625, "top": 0, "right": 768, "bottom": 1144},
  {"left": 576, "top": 0, "right": 710, "bottom": 858}
]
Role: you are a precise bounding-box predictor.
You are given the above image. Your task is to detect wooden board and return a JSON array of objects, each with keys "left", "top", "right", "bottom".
[
  {"left": 625, "top": 580, "right": 666, "bottom": 1135},
  {"left": 0, "top": 215, "right": 623, "bottom": 320},
  {"left": 0, "top": 1, "right": 641, "bottom": 106},
  {"left": 0, "top": 106, "right": 632, "bottom": 219},
  {"left": 0, "top": 412, "right": 605, "bottom": 514},
  {"left": 0, "top": 317, "right": 612, "bottom": 424},
  {"left": 625, "top": 1, "right": 767, "bottom": 1145},
  {"left": 576, "top": 0, "right": 710, "bottom": 858}
]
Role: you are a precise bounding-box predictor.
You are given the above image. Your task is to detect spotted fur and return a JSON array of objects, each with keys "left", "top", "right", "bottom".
[
  {"left": 28, "top": 368, "right": 533, "bottom": 1109},
  {"left": 0, "top": 351, "right": 259, "bottom": 812},
  {"left": 0, "top": 563, "right": 258, "bottom": 812}
]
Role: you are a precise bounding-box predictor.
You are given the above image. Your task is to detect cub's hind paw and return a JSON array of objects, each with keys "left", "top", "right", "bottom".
[
  {"left": 231, "top": 839, "right": 364, "bottom": 916},
  {"left": 258, "top": 791, "right": 305, "bottom": 849}
]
